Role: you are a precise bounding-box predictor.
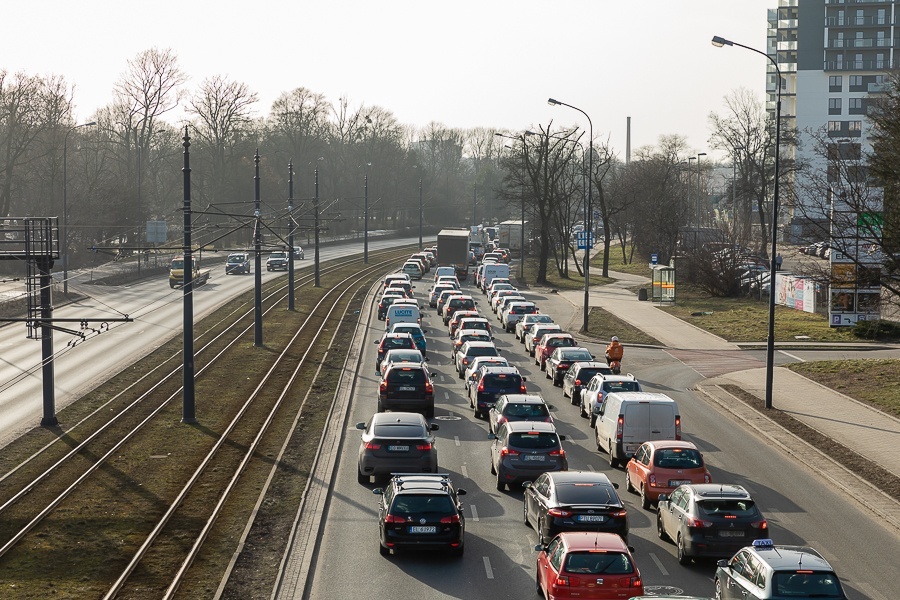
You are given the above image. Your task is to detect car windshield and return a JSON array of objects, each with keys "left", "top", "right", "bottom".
[
  {"left": 603, "top": 381, "right": 640, "bottom": 393},
  {"left": 171, "top": 259, "right": 185, "bottom": 269},
  {"left": 508, "top": 431, "right": 558, "bottom": 449},
  {"left": 561, "top": 350, "right": 593, "bottom": 361},
  {"left": 391, "top": 494, "right": 454, "bottom": 515},
  {"left": 555, "top": 483, "right": 617, "bottom": 505},
  {"left": 227, "top": 255, "right": 245, "bottom": 263},
  {"left": 387, "top": 368, "right": 426, "bottom": 384},
  {"left": 772, "top": 572, "right": 843, "bottom": 597},
  {"left": 373, "top": 424, "right": 425, "bottom": 438},
  {"left": 504, "top": 404, "right": 550, "bottom": 419},
  {"left": 466, "top": 346, "right": 499, "bottom": 358},
  {"left": 482, "top": 374, "right": 521, "bottom": 390},
  {"left": 270, "top": 252, "right": 287, "bottom": 259},
  {"left": 697, "top": 499, "right": 759, "bottom": 517},
  {"left": 653, "top": 448, "right": 703, "bottom": 468},
  {"left": 563, "top": 552, "right": 633, "bottom": 575}
]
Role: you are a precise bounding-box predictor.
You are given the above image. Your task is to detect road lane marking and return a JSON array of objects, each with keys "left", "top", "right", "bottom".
[
  {"left": 461, "top": 465, "right": 468, "bottom": 478},
  {"left": 454, "top": 436, "right": 460, "bottom": 447},
  {"left": 587, "top": 464, "right": 595, "bottom": 472},
  {"left": 780, "top": 350, "right": 806, "bottom": 362},
  {"left": 444, "top": 392, "right": 450, "bottom": 400},
  {"left": 483, "top": 556, "right": 494, "bottom": 579},
  {"left": 470, "top": 504, "right": 479, "bottom": 521},
  {"left": 650, "top": 552, "right": 669, "bottom": 576}
]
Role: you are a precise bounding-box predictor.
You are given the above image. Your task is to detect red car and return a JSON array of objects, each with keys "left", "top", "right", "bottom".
[
  {"left": 535, "top": 532, "right": 643, "bottom": 599},
  {"left": 625, "top": 440, "right": 711, "bottom": 509},
  {"left": 534, "top": 333, "right": 576, "bottom": 370}
]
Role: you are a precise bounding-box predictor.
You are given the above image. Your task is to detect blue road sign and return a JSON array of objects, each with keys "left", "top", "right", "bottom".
[
  {"left": 651, "top": 253, "right": 658, "bottom": 265},
  {"left": 577, "top": 232, "right": 594, "bottom": 250}
]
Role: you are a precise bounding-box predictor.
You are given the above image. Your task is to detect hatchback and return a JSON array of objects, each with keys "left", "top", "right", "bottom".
[
  {"left": 390, "top": 323, "right": 428, "bottom": 356},
  {"left": 429, "top": 284, "right": 455, "bottom": 307},
  {"left": 454, "top": 340, "right": 500, "bottom": 378},
  {"left": 374, "top": 333, "right": 416, "bottom": 372},
  {"left": 625, "top": 440, "right": 712, "bottom": 509},
  {"left": 448, "top": 310, "right": 480, "bottom": 338},
  {"left": 562, "top": 361, "right": 613, "bottom": 406},
  {"left": 373, "top": 473, "right": 467, "bottom": 557},
  {"left": 379, "top": 348, "right": 425, "bottom": 377},
  {"left": 456, "top": 317, "right": 492, "bottom": 338},
  {"left": 657, "top": 484, "right": 768, "bottom": 564},
  {"left": 545, "top": 347, "right": 595, "bottom": 386},
  {"left": 535, "top": 532, "right": 643, "bottom": 600},
  {"left": 463, "top": 356, "right": 510, "bottom": 392},
  {"left": 515, "top": 313, "right": 554, "bottom": 342},
  {"left": 436, "top": 289, "right": 463, "bottom": 316},
  {"left": 535, "top": 333, "right": 577, "bottom": 370},
  {"left": 378, "top": 362, "right": 435, "bottom": 418},
  {"left": 488, "top": 393, "right": 553, "bottom": 434},
  {"left": 468, "top": 367, "right": 526, "bottom": 419},
  {"left": 377, "top": 293, "right": 405, "bottom": 321},
  {"left": 489, "top": 421, "right": 567, "bottom": 491},
  {"left": 356, "top": 412, "right": 439, "bottom": 483},
  {"left": 525, "top": 323, "right": 563, "bottom": 356},
  {"left": 450, "top": 330, "right": 493, "bottom": 362},
  {"left": 523, "top": 471, "right": 629, "bottom": 546},
  {"left": 443, "top": 295, "right": 477, "bottom": 324}
]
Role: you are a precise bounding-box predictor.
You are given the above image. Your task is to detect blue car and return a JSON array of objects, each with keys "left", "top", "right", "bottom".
[{"left": 390, "top": 324, "right": 428, "bottom": 356}]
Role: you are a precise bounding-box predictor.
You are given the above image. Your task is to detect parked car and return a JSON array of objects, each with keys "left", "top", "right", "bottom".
[{"left": 356, "top": 412, "right": 438, "bottom": 483}]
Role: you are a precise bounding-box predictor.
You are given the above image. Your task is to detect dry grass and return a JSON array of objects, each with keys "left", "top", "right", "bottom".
[
  {"left": 582, "top": 306, "right": 663, "bottom": 346},
  {"left": 786, "top": 359, "right": 900, "bottom": 418}
]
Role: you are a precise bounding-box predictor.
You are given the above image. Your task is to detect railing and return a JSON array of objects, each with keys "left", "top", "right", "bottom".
[
  {"left": 826, "top": 15, "right": 889, "bottom": 26},
  {"left": 824, "top": 59, "right": 894, "bottom": 70}
]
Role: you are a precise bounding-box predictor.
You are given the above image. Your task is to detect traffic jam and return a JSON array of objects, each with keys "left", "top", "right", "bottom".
[{"left": 357, "top": 233, "right": 849, "bottom": 600}]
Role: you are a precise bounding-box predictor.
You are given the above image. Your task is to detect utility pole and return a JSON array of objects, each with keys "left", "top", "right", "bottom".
[
  {"left": 288, "top": 160, "right": 296, "bottom": 309},
  {"left": 364, "top": 173, "right": 369, "bottom": 263},
  {"left": 181, "top": 126, "right": 196, "bottom": 424},
  {"left": 253, "top": 150, "right": 263, "bottom": 346},
  {"left": 314, "top": 166, "right": 320, "bottom": 287}
]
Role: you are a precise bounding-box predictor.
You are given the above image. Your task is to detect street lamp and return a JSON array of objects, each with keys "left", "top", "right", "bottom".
[
  {"left": 732, "top": 145, "right": 744, "bottom": 232},
  {"left": 419, "top": 178, "right": 424, "bottom": 250},
  {"left": 697, "top": 152, "right": 707, "bottom": 228},
  {"left": 62, "top": 120, "right": 96, "bottom": 296},
  {"left": 713, "top": 34, "right": 782, "bottom": 409},
  {"left": 548, "top": 98, "right": 594, "bottom": 332}
]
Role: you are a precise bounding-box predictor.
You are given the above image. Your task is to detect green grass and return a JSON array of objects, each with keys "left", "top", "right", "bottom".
[
  {"left": 582, "top": 306, "right": 663, "bottom": 346},
  {"left": 657, "top": 284, "right": 858, "bottom": 343},
  {"left": 787, "top": 359, "right": 900, "bottom": 418},
  {"left": 590, "top": 243, "right": 653, "bottom": 276}
]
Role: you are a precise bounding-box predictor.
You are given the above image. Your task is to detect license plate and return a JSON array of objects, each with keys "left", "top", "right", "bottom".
[
  {"left": 524, "top": 454, "right": 546, "bottom": 461},
  {"left": 398, "top": 386, "right": 416, "bottom": 391},
  {"left": 408, "top": 526, "right": 437, "bottom": 534},
  {"left": 669, "top": 479, "right": 692, "bottom": 487},
  {"left": 719, "top": 530, "right": 745, "bottom": 538},
  {"left": 388, "top": 445, "right": 409, "bottom": 452},
  {"left": 485, "top": 403, "right": 495, "bottom": 408},
  {"left": 625, "top": 445, "right": 638, "bottom": 455},
  {"left": 577, "top": 515, "right": 607, "bottom": 523}
]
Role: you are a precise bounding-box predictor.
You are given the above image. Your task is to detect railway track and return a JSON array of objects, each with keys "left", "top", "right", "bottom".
[{"left": 0, "top": 247, "right": 414, "bottom": 599}]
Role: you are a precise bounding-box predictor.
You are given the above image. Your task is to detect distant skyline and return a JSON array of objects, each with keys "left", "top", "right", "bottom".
[{"left": 6, "top": 0, "right": 774, "bottom": 161}]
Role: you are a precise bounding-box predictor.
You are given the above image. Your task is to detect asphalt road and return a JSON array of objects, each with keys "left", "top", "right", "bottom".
[
  {"left": 0, "top": 236, "right": 423, "bottom": 447},
  {"left": 307, "top": 276, "right": 899, "bottom": 600}
]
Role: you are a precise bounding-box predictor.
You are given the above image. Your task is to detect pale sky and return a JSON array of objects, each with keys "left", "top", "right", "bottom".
[{"left": 6, "top": 0, "right": 773, "bottom": 160}]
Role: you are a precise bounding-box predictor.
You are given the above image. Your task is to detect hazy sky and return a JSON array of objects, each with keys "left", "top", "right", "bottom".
[{"left": 6, "top": 0, "right": 773, "bottom": 161}]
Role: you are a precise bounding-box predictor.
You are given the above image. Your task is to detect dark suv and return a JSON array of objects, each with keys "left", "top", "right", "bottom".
[
  {"left": 468, "top": 366, "right": 526, "bottom": 419},
  {"left": 373, "top": 473, "right": 467, "bottom": 557},
  {"left": 379, "top": 362, "right": 435, "bottom": 418},
  {"left": 443, "top": 295, "right": 477, "bottom": 325},
  {"left": 374, "top": 333, "right": 416, "bottom": 373}
]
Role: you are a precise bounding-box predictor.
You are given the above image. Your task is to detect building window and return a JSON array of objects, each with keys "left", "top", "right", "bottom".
[
  {"left": 849, "top": 97, "right": 864, "bottom": 114},
  {"left": 828, "top": 121, "right": 842, "bottom": 132},
  {"left": 849, "top": 75, "right": 864, "bottom": 90},
  {"left": 849, "top": 121, "right": 862, "bottom": 137},
  {"left": 829, "top": 75, "right": 842, "bottom": 91},
  {"left": 829, "top": 98, "right": 842, "bottom": 115}
]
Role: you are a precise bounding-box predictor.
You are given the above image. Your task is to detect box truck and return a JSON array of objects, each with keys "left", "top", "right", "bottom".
[
  {"left": 498, "top": 220, "right": 525, "bottom": 257},
  {"left": 437, "top": 229, "right": 471, "bottom": 279}
]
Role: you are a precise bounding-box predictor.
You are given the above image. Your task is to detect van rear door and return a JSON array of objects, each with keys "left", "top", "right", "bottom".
[
  {"left": 622, "top": 402, "right": 650, "bottom": 458},
  {"left": 649, "top": 402, "right": 677, "bottom": 440}
]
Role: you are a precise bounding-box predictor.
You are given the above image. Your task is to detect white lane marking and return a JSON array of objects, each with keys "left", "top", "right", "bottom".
[
  {"left": 587, "top": 464, "right": 595, "bottom": 472},
  {"left": 780, "top": 350, "right": 806, "bottom": 362},
  {"left": 454, "top": 436, "right": 461, "bottom": 447},
  {"left": 470, "top": 504, "right": 479, "bottom": 521},
  {"left": 650, "top": 552, "right": 669, "bottom": 576},
  {"left": 483, "top": 556, "right": 494, "bottom": 579},
  {"left": 444, "top": 392, "right": 450, "bottom": 400},
  {"left": 461, "top": 464, "right": 469, "bottom": 478}
]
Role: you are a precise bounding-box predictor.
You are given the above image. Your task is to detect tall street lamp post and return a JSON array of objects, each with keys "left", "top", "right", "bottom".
[
  {"left": 419, "top": 178, "right": 423, "bottom": 250},
  {"left": 713, "top": 35, "right": 782, "bottom": 410},
  {"left": 62, "top": 121, "right": 96, "bottom": 295},
  {"left": 549, "top": 98, "right": 593, "bottom": 332},
  {"left": 364, "top": 171, "right": 369, "bottom": 263}
]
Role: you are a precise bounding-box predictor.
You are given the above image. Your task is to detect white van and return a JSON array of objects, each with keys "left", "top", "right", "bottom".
[
  {"left": 433, "top": 266, "right": 456, "bottom": 282},
  {"left": 593, "top": 391, "right": 681, "bottom": 468},
  {"left": 402, "top": 261, "right": 423, "bottom": 280},
  {"left": 482, "top": 263, "right": 510, "bottom": 291},
  {"left": 385, "top": 303, "right": 421, "bottom": 330}
]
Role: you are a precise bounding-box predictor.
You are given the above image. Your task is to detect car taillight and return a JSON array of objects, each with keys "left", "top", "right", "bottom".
[
  {"left": 547, "top": 508, "right": 572, "bottom": 517},
  {"left": 675, "top": 415, "right": 682, "bottom": 440},
  {"left": 574, "top": 379, "right": 581, "bottom": 386},
  {"left": 462, "top": 358, "right": 469, "bottom": 365},
  {"left": 519, "top": 384, "right": 527, "bottom": 393},
  {"left": 440, "top": 514, "right": 460, "bottom": 524},
  {"left": 616, "top": 415, "right": 624, "bottom": 442},
  {"left": 628, "top": 576, "right": 642, "bottom": 588},
  {"left": 379, "top": 382, "right": 387, "bottom": 393},
  {"left": 478, "top": 381, "right": 485, "bottom": 392},
  {"left": 425, "top": 382, "right": 433, "bottom": 394},
  {"left": 610, "top": 509, "right": 627, "bottom": 518},
  {"left": 384, "top": 514, "right": 406, "bottom": 523},
  {"left": 364, "top": 441, "right": 382, "bottom": 450},
  {"left": 648, "top": 474, "right": 659, "bottom": 487},
  {"left": 686, "top": 516, "right": 713, "bottom": 528},
  {"left": 497, "top": 416, "right": 508, "bottom": 426},
  {"left": 558, "top": 363, "right": 570, "bottom": 369},
  {"left": 704, "top": 473, "right": 712, "bottom": 483},
  {"left": 555, "top": 575, "right": 573, "bottom": 587},
  {"left": 533, "top": 336, "right": 539, "bottom": 344},
  {"left": 499, "top": 447, "right": 520, "bottom": 457},
  {"left": 549, "top": 448, "right": 566, "bottom": 457},
  {"left": 416, "top": 442, "right": 432, "bottom": 451},
  {"left": 751, "top": 520, "right": 768, "bottom": 530}
]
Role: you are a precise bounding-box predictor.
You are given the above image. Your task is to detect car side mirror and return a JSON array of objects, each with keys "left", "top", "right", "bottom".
[
  {"left": 534, "top": 544, "right": 544, "bottom": 552},
  {"left": 595, "top": 407, "right": 603, "bottom": 415},
  {"left": 558, "top": 435, "right": 566, "bottom": 441},
  {"left": 355, "top": 422, "right": 366, "bottom": 430},
  {"left": 522, "top": 481, "right": 533, "bottom": 489},
  {"left": 717, "top": 560, "right": 729, "bottom": 568},
  {"left": 487, "top": 433, "right": 497, "bottom": 440},
  {"left": 429, "top": 372, "right": 436, "bottom": 378},
  {"left": 424, "top": 356, "right": 430, "bottom": 362},
  {"left": 522, "top": 376, "right": 527, "bottom": 382},
  {"left": 657, "top": 493, "right": 668, "bottom": 503},
  {"left": 373, "top": 340, "right": 378, "bottom": 344},
  {"left": 612, "top": 482, "right": 620, "bottom": 489},
  {"left": 592, "top": 355, "right": 596, "bottom": 359},
  {"left": 372, "top": 488, "right": 383, "bottom": 495},
  {"left": 548, "top": 405, "right": 555, "bottom": 410},
  {"left": 456, "top": 488, "right": 467, "bottom": 495},
  {"left": 430, "top": 423, "right": 440, "bottom": 431},
  {"left": 627, "top": 546, "right": 636, "bottom": 553}
]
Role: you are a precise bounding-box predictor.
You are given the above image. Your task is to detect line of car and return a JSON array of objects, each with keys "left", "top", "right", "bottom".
[
  {"left": 223, "top": 247, "right": 304, "bottom": 275},
  {"left": 357, "top": 260, "right": 849, "bottom": 599}
]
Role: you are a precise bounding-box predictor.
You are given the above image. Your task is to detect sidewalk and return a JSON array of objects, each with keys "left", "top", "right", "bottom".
[{"left": 548, "top": 268, "right": 900, "bottom": 531}]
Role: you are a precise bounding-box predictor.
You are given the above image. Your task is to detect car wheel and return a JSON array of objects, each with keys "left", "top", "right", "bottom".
[
  {"left": 457, "top": 369, "right": 464, "bottom": 380},
  {"left": 425, "top": 406, "right": 434, "bottom": 419},
  {"left": 537, "top": 517, "right": 547, "bottom": 547},
  {"left": 357, "top": 469, "right": 368, "bottom": 485},
  {"left": 544, "top": 367, "right": 550, "bottom": 379},
  {"left": 496, "top": 475, "right": 505, "bottom": 491},
  {"left": 714, "top": 578, "right": 723, "bottom": 600},
  {"left": 553, "top": 375, "right": 561, "bottom": 387},
  {"left": 589, "top": 414, "right": 597, "bottom": 428},
  {"left": 580, "top": 399, "right": 588, "bottom": 418},
  {"left": 625, "top": 471, "right": 635, "bottom": 493},
  {"left": 609, "top": 442, "right": 619, "bottom": 468},
  {"left": 536, "top": 574, "right": 544, "bottom": 598},
  {"left": 641, "top": 484, "right": 651, "bottom": 510},
  {"left": 379, "top": 542, "right": 389, "bottom": 557},
  {"left": 490, "top": 459, "right": 496, "bottom": 475},
  {"left": 677, "top": 533, "right": 691, "bottom": 565},
  {"left": 657, "top": 512, "right": 669, "bottom": 541}
]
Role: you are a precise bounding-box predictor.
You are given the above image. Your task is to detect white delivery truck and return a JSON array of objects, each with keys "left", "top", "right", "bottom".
[
  {"left": 385, "top": 304, "right": 421, "bottom": 330},
  {"left": 481, "top": 263, "right": 510, "bottom": 290},
  {"left": 593, "top": 391, "right": 681, "bottom": 468}
]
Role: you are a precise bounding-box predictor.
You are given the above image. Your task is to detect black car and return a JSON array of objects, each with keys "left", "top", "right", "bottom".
[
  {"left": 657, "top": 484, "right": 769, "bottom": 564},
  {"left": 378, "top": 362, "right": 435, "bottom": 418},
  {"left": 523, "top": 470, "right": 628, "bottom": 547},
  {"left": 356, "top": 412, "right": 439, "bottom": 484},
  {"left": 378, "top": 293, "right": 405, "bottom": 321},
  {"left": 373, "top": 473, "right": 467, "bottom": 557},
  {"left": 468, "top": 366, "right": 526, "bottom": 419},
  {"left": 374, "top": 333, "right": 416, "bottom": 372},
  {"left": 562, "top": 361, "right": 613, "bottom": 406}
]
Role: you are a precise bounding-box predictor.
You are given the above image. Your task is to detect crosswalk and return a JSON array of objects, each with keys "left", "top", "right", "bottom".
[{"left": 666, "top": 349, "right": 765, "bottom": 378}]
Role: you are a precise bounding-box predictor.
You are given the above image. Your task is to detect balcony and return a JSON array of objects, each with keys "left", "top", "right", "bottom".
[
  {"left": 824, "top": 59, "right": 894, "bottom": 70},
  {"left": 779, "top": 18, "right": 798, "bottom": 28},
  {"left": 829, "top": 37, "right": 897, "bottom": 48},
  {"left": 826, "top": 15, "right": 889, "bottom": 26},
  {"left": 826, "top": 0, "right": 892, "bottom": 3},
  {"left": 778, "top": 40, "right": 798, "bottom": 51}
]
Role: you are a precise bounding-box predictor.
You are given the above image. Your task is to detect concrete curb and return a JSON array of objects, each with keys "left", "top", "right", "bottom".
[{"left": 696, "top": 383, "right": 900, "bottom": 535}]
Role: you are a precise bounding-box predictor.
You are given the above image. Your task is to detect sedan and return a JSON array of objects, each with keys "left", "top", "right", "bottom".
[
  {"left": 625, "top": 440, "right": 711, "bottom": 509},
  {"left": 356, "top": 412, "right": 439, "bottom": 484},
  {"left": 523, "top": 471, "right": 629, "bottom": 546},
  {"left": 515, "top": 313, "right": 554, "bottom": 342}
]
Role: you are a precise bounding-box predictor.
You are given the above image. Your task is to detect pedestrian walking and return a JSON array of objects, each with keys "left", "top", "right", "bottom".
[{"left": 775, "top": 253, "right": 783, "bottom": 271}]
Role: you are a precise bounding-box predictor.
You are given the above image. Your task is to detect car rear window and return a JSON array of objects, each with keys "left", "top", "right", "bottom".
[
  {"left": 508, "top": 431, "right": 558, "bottom": 449},
  {"left": 511, "top": 305, "right": 536, "bottom": 314},
  {"left": 384, "top": 337, "right": 415, "bottom": 349},
  {"left": 561, "top": 350, "right": 593, "bottom": 361},
  {"left": 466, "top": 346, "right": 499, "bottom": 358},
  {"left": 385, "top": 351, "right": 422, "bottom": 363},
  {"left": 563, "top": 552, "right": 634, "bottom": 575},
  {"left": 503, "top": 403, "right": 550, "bottom": 419},
  {"left": 577, "top": 368, "right": 606, "bottom": 381},
  {"left": 373, "top": 424, "right": 425, "bottom": 438},
  {"left": 391, "top": 494, "right": 454, "bottom": 515},
  {"left": 483, "top": 374, "right": 521, "bottom": 390},
  {"left": 462, "top": 321, "right": 489, "bottom": 331},
  {"left": 387, "top": 368, "right": 426, "bottom": 384},
  {"left": 547, "top": 337, "right": 576, "bottom": 347},
  {"left": 449, "top": 298, "right": 475, "bottom": 310},
  {"left": 555, "top": 483, "right": 618, "bottom": 505},
  {"left": 772, "top": 572, "right": 842, "bottom": 596},
  {"left": 603, "top": 381, "right": 640, "bottom": 393},
  {"left": 697, "top": 499, "right": 759, "bottom": 517},
  {"left": 653, "top": 448, "right": 703, "bottom": 468}
]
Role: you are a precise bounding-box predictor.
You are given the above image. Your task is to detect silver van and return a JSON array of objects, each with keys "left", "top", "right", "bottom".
[{"left": 593, "top": 391, "right": 681, "bottom": 468}]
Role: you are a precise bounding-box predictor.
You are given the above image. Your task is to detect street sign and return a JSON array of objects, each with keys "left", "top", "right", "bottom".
[
  {"left": 576, "top": 232, "right": 594, "bottom": 250},
  {"left": 146, "top": 220, "right": 167, "bottom": 244},
  {"left": 651, "top": 253, "right": 658, "bottom": 265}
]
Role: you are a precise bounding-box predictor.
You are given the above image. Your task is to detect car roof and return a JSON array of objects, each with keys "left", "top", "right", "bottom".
[
  {"left": 571, "top": 361, "right": 609, "bottom": 370},
  {"left": 747, "top": 541, "right": 834, "bottom": 571},
  {"left": 461, "top": 341, "right": 496, "bottom": 349},
  {"left": 503, "top": 420, "right": 557, "bottom": 433},
  {"left": 556, "top": 346, "right": 592, "bottom": 353},
  {"left": 382, "top": 332, "right": 413, "bottom": 340},
  {"left": 546, "top": 470, "right": 613, "bottom": 486},
  {"left": 558, "top": 531, "right": 629, "bottom": 552},
  {"left": 682, "top": 483, "right": 751, "bottom": 499},
  {"left": 390, "top": 473, "right": 456, "bottom": 493},
  {"left": 595, "top": 373, "right": 638, "bottom": 382},
  {"left": 371, "top": 412, "right": 426, "bottom": 426},
  {"left": 499, "top": 394, "right": 545, "bottom": 404},
  {"left": 480, "top": 366, "right": 520, "bottom": 375},
  {"left": 542, "top": 333, "right": 574, "bottom": 340},
  {"left": 642, "top": 440, "right": 698, "bottom": 451}
]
